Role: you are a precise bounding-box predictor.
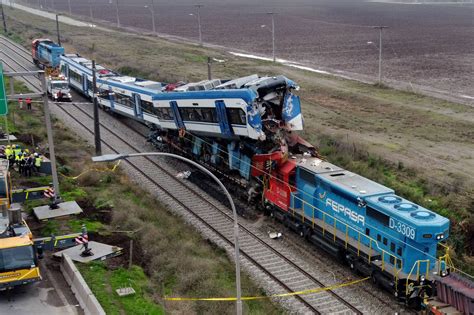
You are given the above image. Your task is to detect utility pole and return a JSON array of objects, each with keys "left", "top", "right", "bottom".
[
  {"left": 115, "top": 0, "right": 120, "bottom": 27},
  {"left": 267, "top": 12, "right": 275, "bottom": 62},
  {"left": 55, "top": 14, "right": 61, "bottom": 46},
  {"left": 195, "top": 4, "right": 203, "bottom": 46},
  {"left": 40, "top": 72, "right": 61, "bottom": 203},
  {"left": 150, "top": 0, "right": 156, "bottom": 34},
  {"left": 145, "top": 0, "right": 156, "bottom": 34},
  {"left": 88, "top": 0, "right": 93, "bottom": 21},
  {"left": 207, "top": 56, "right": 211, "bottom": 80},
  {"left": 92, "top": 60, "right": 101, "bottom": 156},
  {"left": 373, "top": 26, "right": 389, "bottom": 85},
  {"left": 1, "top": 3, "right": 7, "bottom": 33}
]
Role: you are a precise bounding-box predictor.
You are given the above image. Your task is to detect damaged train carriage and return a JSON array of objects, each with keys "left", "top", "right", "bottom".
[{"left": 150, "top": 74, "right": 315, "bottom": 189}]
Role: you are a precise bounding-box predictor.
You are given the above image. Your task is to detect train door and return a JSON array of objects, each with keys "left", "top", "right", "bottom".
[
  {"left": 169, "top": 101, "right": 185, "bottom": 129},
  {"left": 133, "top": 93, "right": 143, "bottom": 119},
  {"left": 81, "top": 73, "right": 88, "bottom": 95},
  {"left": 215, "top": 100, "right": 232, "bottom": 137}
]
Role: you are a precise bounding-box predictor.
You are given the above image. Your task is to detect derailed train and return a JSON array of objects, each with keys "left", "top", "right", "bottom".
[{"left": 59, "top": 53, "right": 452, "bottom": 308}]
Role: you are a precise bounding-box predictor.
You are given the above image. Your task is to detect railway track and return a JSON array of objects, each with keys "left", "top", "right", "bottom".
[{"left": 1, "top": 34, "right": 390, "bottom": 314}]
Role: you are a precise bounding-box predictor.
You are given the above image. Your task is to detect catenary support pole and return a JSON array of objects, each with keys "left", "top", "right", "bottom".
[
  {"left": 40, "top": 71, "right": 60, "bottom": 202},
  {"left": 92, "top": 60, "right": 101, "bottom": 156}
]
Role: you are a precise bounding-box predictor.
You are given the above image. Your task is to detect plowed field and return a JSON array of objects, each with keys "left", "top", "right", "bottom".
[{"left": 34, "top": 0, "right": 474, "bottom": 100}]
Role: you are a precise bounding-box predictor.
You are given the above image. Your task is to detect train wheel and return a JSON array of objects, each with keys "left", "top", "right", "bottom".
[
  {"left": 349, "top": 261, "right": 355, "bottom": 271},
  {"left": 371, "top": 272, "right": 379, "bottom": 286}
]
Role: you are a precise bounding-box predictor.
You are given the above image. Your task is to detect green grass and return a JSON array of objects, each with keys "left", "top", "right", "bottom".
[
  {"left": 78, "top": 261, "right": 163, "bottom": 315},
  {"left": 41, "top": 220, "right": 60, "bottom": 236},
  {"left": 67, "top": 218, "right": 103, "bottom": 233}
]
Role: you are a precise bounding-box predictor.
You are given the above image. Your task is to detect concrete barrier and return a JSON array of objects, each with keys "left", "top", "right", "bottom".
[{"left": 60, "top": 254, "right": 106, "bottom": 315}]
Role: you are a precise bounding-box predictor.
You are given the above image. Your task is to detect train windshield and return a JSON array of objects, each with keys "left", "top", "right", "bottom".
[
  {"left": 0, "top": 246, "right": 35, "bottom": 272},
  {"left": 52, "top": 82, "right": 69, "bottom": 89}
]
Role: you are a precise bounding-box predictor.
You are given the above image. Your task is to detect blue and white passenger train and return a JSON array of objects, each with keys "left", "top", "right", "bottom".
[
  {"left": 60, "top": 54, "right": 303, "bottom": 142},
  {"left": 59, "top": 52, "right": 453, "bottom": 309}
]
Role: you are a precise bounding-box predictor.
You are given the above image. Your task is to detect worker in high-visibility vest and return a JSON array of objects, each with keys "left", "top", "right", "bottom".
[
  {"left": 18, "top": 152, "right": 27, "bottom": 174},
  {"left": 4, "top": 145, "right": 12, "bottom": 159},
  {"left": 34, "top": 153, "right": 43, "bottom": 173},
  {"left": 13, "top": 145, "right": 21, "bottom": 158}
]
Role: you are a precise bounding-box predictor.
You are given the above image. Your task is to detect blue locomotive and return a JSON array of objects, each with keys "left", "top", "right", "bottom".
[{"left": 264, "top": 155, "right": 450, "bottom": 305}]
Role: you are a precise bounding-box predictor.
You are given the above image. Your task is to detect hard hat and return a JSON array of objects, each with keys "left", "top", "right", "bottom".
[
  {"left": 16, "top": 145, "right": 20, "bottom": 148},
  {"left": 6, "top": 145, "right": 10, "bottom": 148},
  {"left": 34, "top": 153, "right": 39, "bottom": 157},
  {"left": 25, "top": 149, "right": 30, "bottom": 153}
]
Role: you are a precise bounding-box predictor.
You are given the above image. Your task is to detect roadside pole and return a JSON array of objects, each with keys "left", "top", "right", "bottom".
[
  {"left": 92, "top": 60, "right": 101, "bottom": 156},
  {"left": 39, "top": 71, "right": 61, "bottom": 203},
  {"left": 0, "top": 62, "right": 9, "bottom": 144}
]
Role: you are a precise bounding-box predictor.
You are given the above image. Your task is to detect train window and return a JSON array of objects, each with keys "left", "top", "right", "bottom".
[
  {"left": 87, "top": 80, "right": 93, "bottom": 91},
  {"left": 68, "top": 69, "right": 81, "bottom": 83},
  {"left": 299, "top": 168, "right": 315, "bottom": 185},
  {"left": 201, "top": 108, "right": 218, "bottom": 123},
  {"left": 397, "top": 247, "right": 402, "bottom": 256},
  {"left": 396, "top": 259, "right": 401, "bottom": 269},
  {"left": 377, "top": 234, "right": 381, "bottom": 242},
  {"left": 383, "top": 237, "right": 387, "bottom": 246},
  {"left": 390, "top": 242, "right": 395, "bottom": 252},
  {"left": 114, "top": 93, "right": 134, "bottom": 108},
  {"left": 140, "top": 100, "right": 154, "bottom": 115},
  {"left": 160, "top": 108, "right": 174, "bottom": 120},
  {"left": 389, "top": 256, "right": 395, "bottom": 265},
  {"left": 365, "top": 228, "right": 370, "bottom": 236},
  {"left": 227, "top": 108, "right": 246, "bottom": 125},
  {"left": 366, "top": 207, "right": 389, "bottom": 226}
]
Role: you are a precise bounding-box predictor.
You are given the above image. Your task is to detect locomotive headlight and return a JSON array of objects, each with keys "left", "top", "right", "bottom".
[
  {"left": 420, "top": 275, "right": 425, "bottom": 282},
  {"left": 436, "top": 233, "right": 444, "bottom": 240}
]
